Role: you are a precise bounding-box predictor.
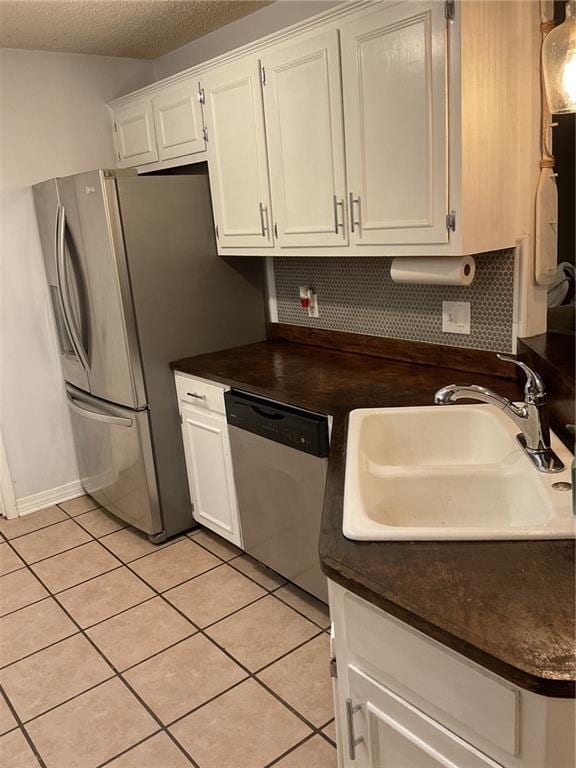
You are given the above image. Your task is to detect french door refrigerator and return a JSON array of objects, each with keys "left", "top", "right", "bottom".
[{"left": 33, "top": 169, "right": 266, "bottom": 541}]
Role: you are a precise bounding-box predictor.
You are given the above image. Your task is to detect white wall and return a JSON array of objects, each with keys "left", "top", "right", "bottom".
[
  {"left": 0, "top": 48, "right": 153, "bottom": 505},
  {"left": 153, "top": 0, "right": 342, "bottom": 79}
]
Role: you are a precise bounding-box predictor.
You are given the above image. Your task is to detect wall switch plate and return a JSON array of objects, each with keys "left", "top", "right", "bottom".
[
  {"left": 442, "top": 301, "right": 471, "bottom": 335},
  {"left": 309, "top": 290, "right": 319, "bottom": 318}
]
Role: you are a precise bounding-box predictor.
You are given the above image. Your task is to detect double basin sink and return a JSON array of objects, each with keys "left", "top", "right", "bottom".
[{"left": 344, "top": 405, "right": 575, "bottom": 540}]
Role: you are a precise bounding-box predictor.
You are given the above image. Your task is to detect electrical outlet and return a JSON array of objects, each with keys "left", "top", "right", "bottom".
[
  {"left": 442, "top": 301, "right": 471, "bottom": 335},
  {"left": 298, "top": 286, "right": 319, "bottom": 317}
]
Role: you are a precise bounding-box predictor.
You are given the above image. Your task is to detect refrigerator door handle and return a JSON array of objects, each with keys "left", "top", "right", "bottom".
[
  {"left": 56, "top": 204, "right": 90, "bottom": 372},
  {"left": 66, "top": 389, "right": 133, "bottom": 428}
]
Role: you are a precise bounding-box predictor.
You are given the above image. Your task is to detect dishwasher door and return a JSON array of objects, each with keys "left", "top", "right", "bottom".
[{"left": 228, "top": 425, "right": 328, "bottom": 602}]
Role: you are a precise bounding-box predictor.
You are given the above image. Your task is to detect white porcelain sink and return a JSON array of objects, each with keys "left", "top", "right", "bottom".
[{"left": 343, "top": 405, "right": 575, "bottom": 541}]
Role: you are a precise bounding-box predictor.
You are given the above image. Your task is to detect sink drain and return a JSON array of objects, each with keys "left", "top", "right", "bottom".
[{"left": 551, "top": 481, "right": 572, "bottom": 491}]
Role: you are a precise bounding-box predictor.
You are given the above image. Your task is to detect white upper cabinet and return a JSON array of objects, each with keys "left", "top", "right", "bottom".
[
  {"left": 109, "top": 1, "right": 535, "bottom": 257},
  {"left": 261, "top": 30, "right": 348, "bottom": 248},
  {"left": 341, "top": 1, "right": 448, "bottom": 246},
  {"left": 201, "top": 58, "right": 273, "bottom": 249},
  {"left": 152, "top": 79, "right": 206, "bottom": 161},
  {"left": 113, "top": 100, "right": 158, "bottom": 168}
]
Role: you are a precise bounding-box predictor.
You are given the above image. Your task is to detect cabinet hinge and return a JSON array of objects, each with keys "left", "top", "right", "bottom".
[
  {"left": 215, "top": 224, "right": 219, "bottom": 240},
  {"left": 113, "top": 122, "right": 118, "bottom": 133},
  {"left": 446, "top": 210, "right": 456, "bottom": 232},
  {"left": 117, "top": 152, "right": 121, "bottom": 162},
  {"left": 273, "top": 222, "right": 278, "bottom": 239},
  {"left": 197, "top": 87, "right": 205, "bottom": 105},
  {"left": 445, "top": 0, "right": 455, "bottom": 22},
  {"left": 329, "top": 657, "right": 338, "bottom": 679},
  {"left": 202, "top": 126, "right": 208, "bottom": 142},
  {"left": 260, "top": 65, "right": 266, "bottom": 86}
]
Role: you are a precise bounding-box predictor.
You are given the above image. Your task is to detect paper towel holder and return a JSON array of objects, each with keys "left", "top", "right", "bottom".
[{"left": 390, "top": 256, "right": 476, "bottom": 286}]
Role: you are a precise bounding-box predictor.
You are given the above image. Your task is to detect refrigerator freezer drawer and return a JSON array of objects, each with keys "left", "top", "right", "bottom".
[{"left": 66, "top": 386, "right": 162, "bottom": 536}]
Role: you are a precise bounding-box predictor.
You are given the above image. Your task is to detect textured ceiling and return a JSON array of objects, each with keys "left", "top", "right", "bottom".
[{"left": 0, "top": 0, "right": 272, "bottom": 59}]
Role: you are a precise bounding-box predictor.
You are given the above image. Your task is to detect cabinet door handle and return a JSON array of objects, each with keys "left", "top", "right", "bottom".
[
  {"left": 333, "top": 195, "right": 345, "bottom": 234},
  {"left": 259, "top": 202, "right": 269, "bottom": 238},
  {"left": 187, "top": 392, "right": 207, "bottom": 400},
  {"left": 345, "top": 698, "right": 363, "bottom": 761},
  {"left": 349, "top": 193, "right": 361, "bottom": 233}
]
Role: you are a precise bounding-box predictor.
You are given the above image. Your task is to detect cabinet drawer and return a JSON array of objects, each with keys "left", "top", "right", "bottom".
[
  {"left": 175, "top": 373, "right": 227, "bottom": 415},
  {"left": 342, "top": 590, "right": 519, "bottom": 758}
]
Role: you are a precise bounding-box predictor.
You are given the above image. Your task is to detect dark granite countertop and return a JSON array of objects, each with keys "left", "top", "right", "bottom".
[{"left": 172, "top": 338, "right": 575, "bottom": 698}]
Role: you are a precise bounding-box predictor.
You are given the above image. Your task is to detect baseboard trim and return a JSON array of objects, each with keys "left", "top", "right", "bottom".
[{"left": 16, "top": 480, "right": 84, "bottom": 516}]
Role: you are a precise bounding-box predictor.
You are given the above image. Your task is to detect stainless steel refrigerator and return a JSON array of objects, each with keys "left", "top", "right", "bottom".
[{"left": 33, "top": 169, "right": 266, "bottom": 541}]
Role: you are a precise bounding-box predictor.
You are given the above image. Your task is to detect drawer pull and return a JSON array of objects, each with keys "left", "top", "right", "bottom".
[
  {"left": 187, "top": 392, "right": 207, "bottom": 400},
  {"left": 345, "top": 697, "right": 363, "bottom": 760}
]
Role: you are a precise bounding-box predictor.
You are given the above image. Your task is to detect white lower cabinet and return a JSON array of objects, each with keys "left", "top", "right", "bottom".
[
  {"left": 329, "top": 580, "right": 575, "bottom": 768},
  {"left": 347, "top": 666, "right": 501, "bottom": 768},
  {"left": 175, "top": 374, "right": 242, "bottom": 546}
]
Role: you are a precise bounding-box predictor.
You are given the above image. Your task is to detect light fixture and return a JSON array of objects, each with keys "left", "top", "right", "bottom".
[{"left": 542, "top": 0, "right": 576, "bottom": 114}]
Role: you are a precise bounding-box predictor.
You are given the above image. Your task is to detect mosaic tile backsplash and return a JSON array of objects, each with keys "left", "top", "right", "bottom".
[{"left": 273, "top": 249, "right": 516, "bottom": 353}]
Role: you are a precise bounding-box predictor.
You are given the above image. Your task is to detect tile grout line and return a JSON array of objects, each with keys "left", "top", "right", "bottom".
[
  {"left": 2, "top": 515, "right": 336, "bottom": 764},
  {"left": 0, "top": 592, "right": 52, "bottom": 622},
  {"left": 1, "top": 507, "right": 186, "bottom": 564},
  {"left": 4, "top": 510, "right": 330, "bottom": 626},
  {"left": 4, "top": 536, "right": 119, "bottom": 568},
  {"left": 39, "top": 564, "right": 124, "bottom": 597},
  {"left": 118, "top": 630, "right": 198, "bottom": 675},
  {"left": 0, "top": 551, "right": 318, "bottom": 672},
  {"left": 90, "top": 530, "right": 336, "bottom": 749},
  {"left": 0, "top": 513, "right": 77, "bottom": 543},
  {"left": 263, "top": 731, "right": 319, "bottom": 768},
  {"left": 94, "top": 729, "right": 165, "bottom": 768},
  {"left": 0, "top": 682, "right": 48, "bottom": 768},
  {"left": 0, "top": 593, "right": 157, "bottom": 672},
  {"left": 19, "top": 670, "right": 118, "bottom": 728},
  {"left": 1, "top": 551, "right": 328, "bottom": 645},
  {"left": 1, "top": 536, "right": 201, "bottom": 768},
  {"left": 263, "top": 723, "right": 338, "bottom": 767}
]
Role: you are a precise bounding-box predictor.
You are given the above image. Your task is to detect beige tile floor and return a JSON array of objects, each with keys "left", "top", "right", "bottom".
[{"left": 0, "top": 498, "right": 337, "bottom": 768}]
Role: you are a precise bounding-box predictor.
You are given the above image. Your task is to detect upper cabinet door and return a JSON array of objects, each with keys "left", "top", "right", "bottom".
[
  {"left": 152, "top": 80, "right": 206, "bottom": 161},
  {"left": 112, "top": 100, "right": 158, "bottom": 168},
  {"left": 341, "top": 1, "right": 448, "bottom": 246},
  {"left": 261, "top": 30, "right": 348, "bottom": 248},
  {"left": 201, "top": 59, "right": 273, "bottom": 249}
]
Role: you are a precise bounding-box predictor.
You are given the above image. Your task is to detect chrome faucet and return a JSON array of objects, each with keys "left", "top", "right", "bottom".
[{"left": 434, "top": 354, "right": 564, "bottom": 473}]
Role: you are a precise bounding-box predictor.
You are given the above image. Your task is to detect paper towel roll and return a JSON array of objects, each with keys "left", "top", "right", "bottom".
[{"left": 390, "top": 256, "right": 476, "bottom": 286}]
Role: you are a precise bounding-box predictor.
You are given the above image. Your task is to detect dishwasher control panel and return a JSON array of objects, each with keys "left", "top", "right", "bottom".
[{"left": 224, "top": 390, "right": 329, "bottom": 458}]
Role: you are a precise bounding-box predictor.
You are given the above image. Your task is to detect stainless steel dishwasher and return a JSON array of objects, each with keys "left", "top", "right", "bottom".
[{"left": 224, "top": 389, "right": 330, "bottom": 603}]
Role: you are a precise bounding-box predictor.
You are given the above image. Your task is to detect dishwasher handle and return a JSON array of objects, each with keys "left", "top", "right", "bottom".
[
  {"left": 251, "top": 405, "right": 285, "bottom": 420},
  {"left": 225, "top": 389, "right": 329, "bottom": 458}
]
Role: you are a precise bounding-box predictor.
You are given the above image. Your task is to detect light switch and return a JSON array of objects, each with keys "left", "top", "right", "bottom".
[{"left": 442, "top": 301, "right": 471, "bottom": 335}]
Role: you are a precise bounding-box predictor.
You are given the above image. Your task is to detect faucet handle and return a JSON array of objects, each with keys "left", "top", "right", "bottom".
[{"left": 496, "top": 354, "right": 546, "bottom": 403}]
